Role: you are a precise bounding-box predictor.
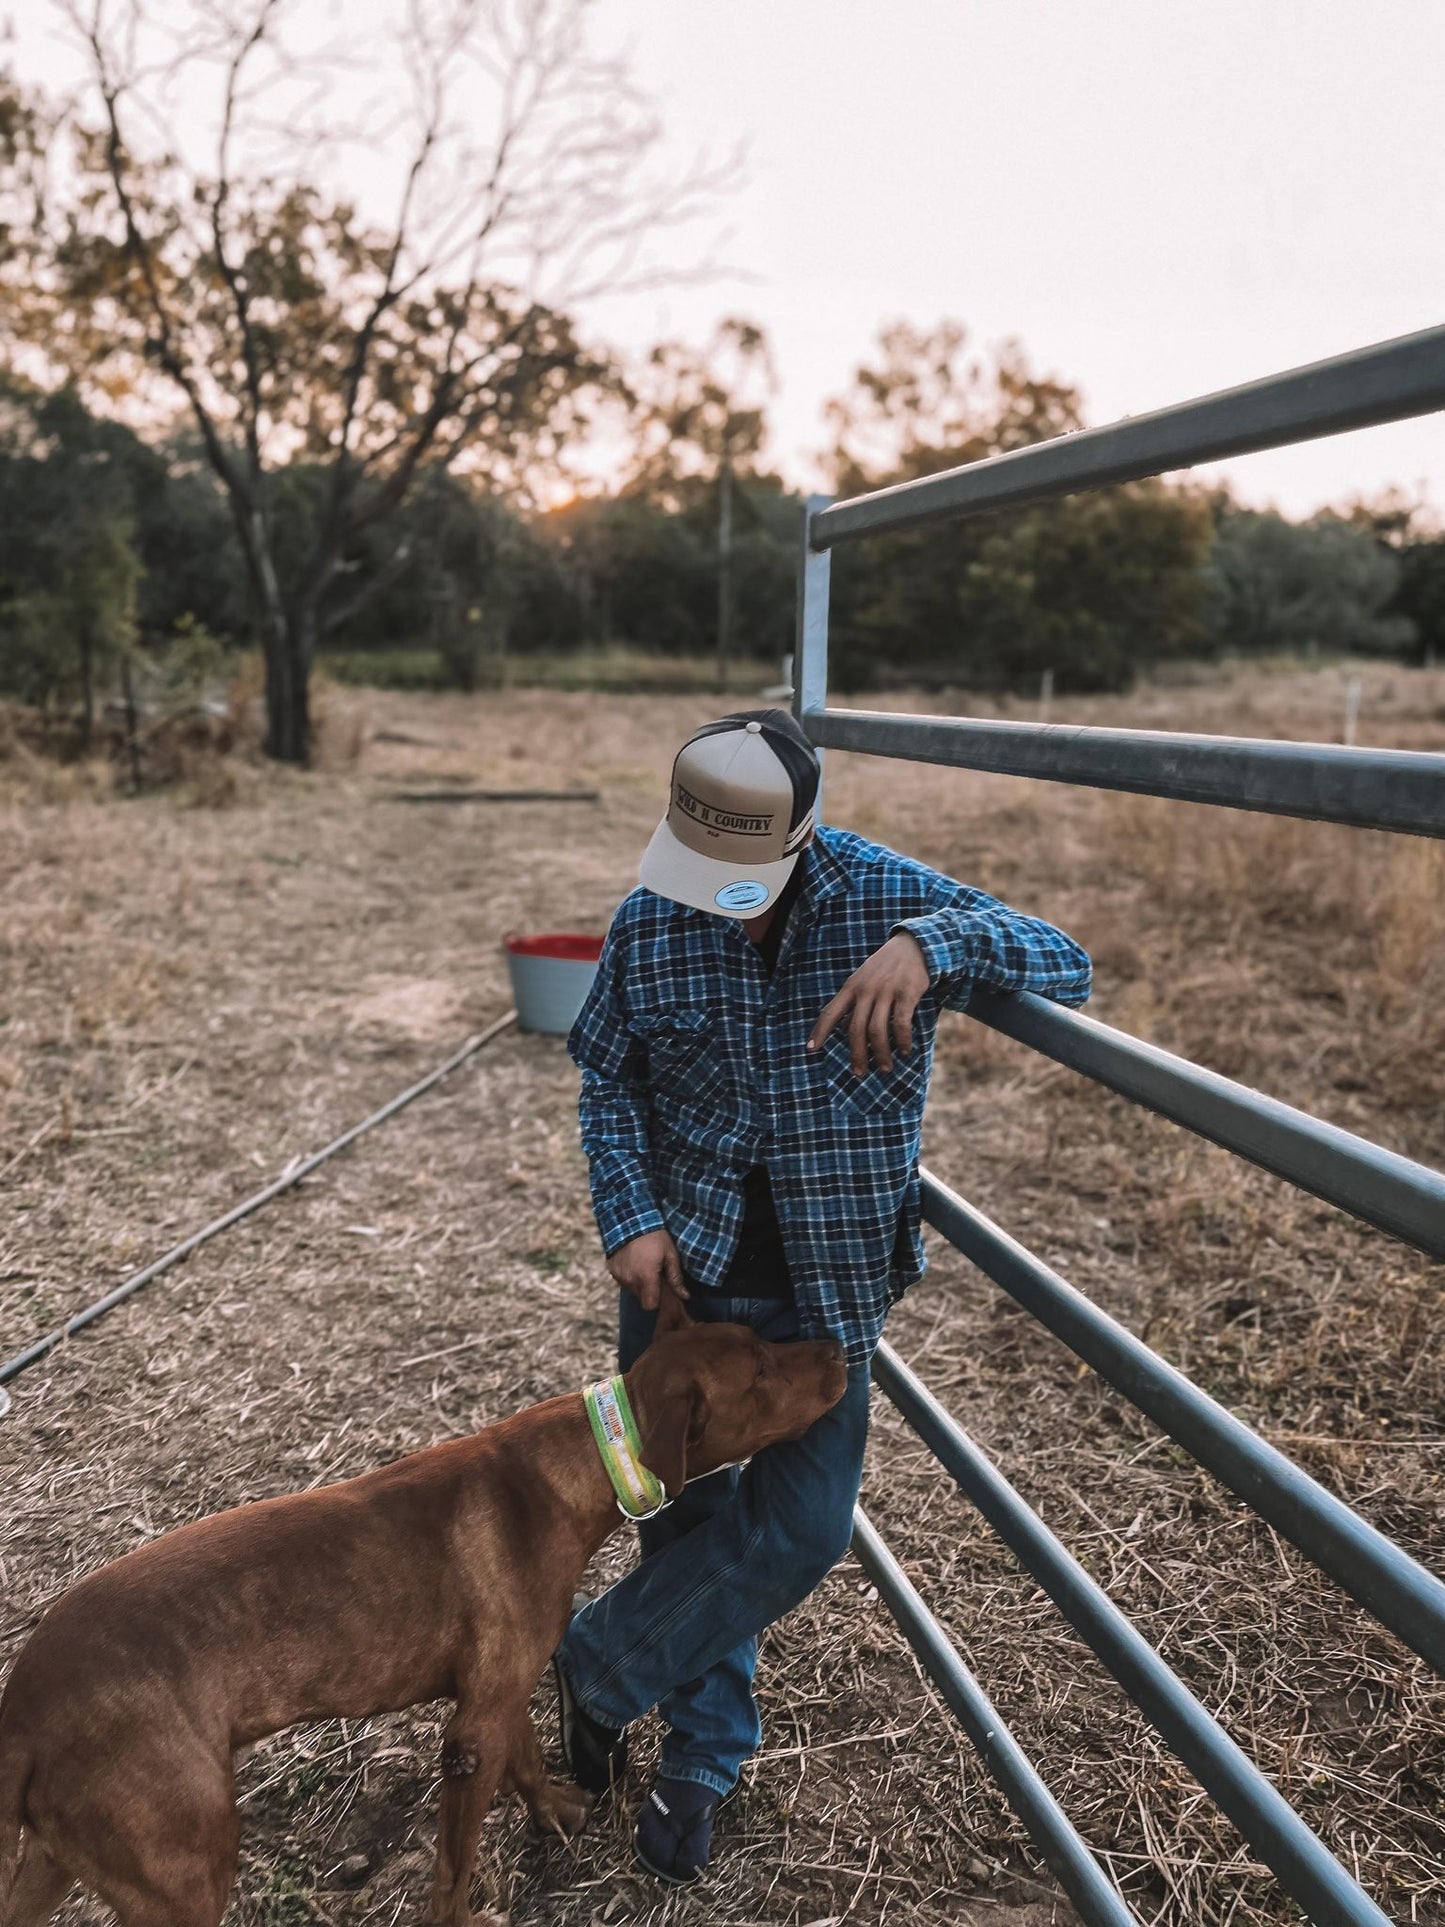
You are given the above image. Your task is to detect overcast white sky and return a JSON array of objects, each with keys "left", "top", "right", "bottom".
[
  {"left": 585, "top": 0, "right": 1445, "bottom": 515},
  {"left": 11, "top": 0, "right": 1443, "bottom": 515}
]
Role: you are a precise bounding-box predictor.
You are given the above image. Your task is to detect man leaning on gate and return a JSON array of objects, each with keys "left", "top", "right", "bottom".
[{"left": 553, "top": 708, "right": 1092, "bottom": 1883}]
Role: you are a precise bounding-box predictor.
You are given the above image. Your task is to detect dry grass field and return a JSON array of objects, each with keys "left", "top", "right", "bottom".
[{"left": 2, "top": 661, "right": 1442, "bottom": 1927}]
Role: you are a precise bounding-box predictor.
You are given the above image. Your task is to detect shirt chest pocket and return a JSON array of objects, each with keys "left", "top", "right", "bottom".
[
  {"left": 819, "top": 1030, "right": 930, "bottom": 1120},
  {"left": 633, "top": 1010, "right": 730, "bottom": 1113}
]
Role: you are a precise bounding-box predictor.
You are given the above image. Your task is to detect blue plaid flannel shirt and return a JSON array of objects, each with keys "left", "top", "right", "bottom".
[{"left": 568, "top": 824, "right": 1091, "bottom": 1365}]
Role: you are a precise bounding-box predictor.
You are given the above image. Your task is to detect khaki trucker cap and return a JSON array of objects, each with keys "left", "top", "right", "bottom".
[{"left": 639, "top": 709, "right": 820, "bottom": 916}]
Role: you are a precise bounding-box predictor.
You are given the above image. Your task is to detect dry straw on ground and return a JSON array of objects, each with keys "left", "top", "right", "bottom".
[{"left": 1, "top": 662, "right": 1442, "bottom": 1926}]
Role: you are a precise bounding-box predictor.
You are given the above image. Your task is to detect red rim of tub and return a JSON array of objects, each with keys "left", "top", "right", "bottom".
[{"left": 504, "top": 933, "right": 605, "bottom": 962}]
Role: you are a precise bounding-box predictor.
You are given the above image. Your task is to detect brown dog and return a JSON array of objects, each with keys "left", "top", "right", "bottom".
[{"left": 0, "top": 1298, "right": 846, "bottom": 1927}]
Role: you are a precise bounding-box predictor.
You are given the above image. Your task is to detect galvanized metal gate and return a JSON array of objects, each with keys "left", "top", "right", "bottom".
[{"left": 790, "top": 325, "right": 1445, "bottom": 1927}]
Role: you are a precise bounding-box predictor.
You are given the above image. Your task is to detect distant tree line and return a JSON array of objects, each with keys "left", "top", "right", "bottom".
[
  {"left": 4, "top": 14, "right": 1442, "bottom": 763},
  {"left": 4, "top": 326, "right": 1441, "bottom": 739}
]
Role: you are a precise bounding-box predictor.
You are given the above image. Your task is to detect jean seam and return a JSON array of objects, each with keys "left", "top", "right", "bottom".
[
  {"left": 654, "top": 1762, "right": 736, "bottom": 1797},
  {"left": 583, "top": 1518, "right": 769, "bottom": 1716}
]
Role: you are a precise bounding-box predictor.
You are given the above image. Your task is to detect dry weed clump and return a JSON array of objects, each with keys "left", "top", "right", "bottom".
[
  {"left": 1, "top": 665, "right": 1441, "bottom": 1927},
  {"left": 0, "top": 701, "right": 116, "bottom": 805},
  {"left": 311, "top": 674, "right": 372, "bottom": 773},
  {"left": 1371, "top": 837, "right": 1445, "bottom": 1001},
  {"left": 0, "top": 655, "right": 370, "bottom": 811},
  {"left": 1086, "top": 792, "right": 1445, "bottom": 1166},
  {"left": 140, "top": 658, "right": 369, "bottom": 798}
]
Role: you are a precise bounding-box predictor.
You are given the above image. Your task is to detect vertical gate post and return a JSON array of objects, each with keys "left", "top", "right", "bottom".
[{"left": 793, "top": 492, "right": 833, "bottom": 803}]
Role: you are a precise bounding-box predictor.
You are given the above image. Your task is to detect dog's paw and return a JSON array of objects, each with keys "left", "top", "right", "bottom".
[{"left": 527, "top": 1778, "right": 594, "bottom": 1840}]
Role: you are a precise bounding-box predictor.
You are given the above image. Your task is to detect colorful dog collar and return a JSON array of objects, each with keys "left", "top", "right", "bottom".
[{"left": 583, "top": 1375, "right": 670, "bottom": 1520}]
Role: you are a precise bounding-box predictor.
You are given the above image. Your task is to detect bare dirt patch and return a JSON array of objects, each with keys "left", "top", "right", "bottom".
[
  {"left": 348, "top": 978, "right": 468, "bottom": 1042},
  {"left": 2, "top": 662, "right": 1442, "bottom": 1927}
]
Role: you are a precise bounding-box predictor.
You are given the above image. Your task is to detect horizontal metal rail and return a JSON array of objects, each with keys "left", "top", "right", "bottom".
[
  {"left": 852, "top": 1508, "right": 1139, "bottom": 1927},
  {"left": 920, "top": 1170, "right": 1445, "bottom": 1676},
  {"left": 805, "top": 707, "right": 1445, "bottom": 838},
  {"left": 0, "top": 1012, "right": 518, "bottom": 1413},
  {"left": 811, "top": 324, "right": 1445, "bottom": 547},
  {"left": 872, "top": 1342, "right": 1393, "bottom": 1927},
  {"left": 966, "top": 990, "right": 1445, "bottom": 1257}
]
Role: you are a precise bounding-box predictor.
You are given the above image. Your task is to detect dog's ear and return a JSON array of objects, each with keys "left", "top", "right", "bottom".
[
  {"left": 637, "top": 1380, "right": 709, "bottom": 1499},
  {"left": 653, "top": 1281, "right": 693, "bottom": 1336}
]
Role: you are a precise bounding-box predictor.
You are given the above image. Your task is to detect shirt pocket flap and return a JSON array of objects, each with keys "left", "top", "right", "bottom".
[
  {"left": 631, "top": 1010, "right": 723, "bottom": 1096},
  {"left": 632, "top": 1009, "right": 712, "bottom": 1038},
  {"left": 819, "top": 1030, "right": 929, "bottom": 1118}
]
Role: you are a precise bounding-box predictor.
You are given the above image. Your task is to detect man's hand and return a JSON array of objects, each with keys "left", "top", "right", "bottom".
[
  {"left": 807, "top": 932, "right": 931, "bottom": 1076},
  {"left": 607, "top": 1226, "right": 687, "bottom": 1311}
]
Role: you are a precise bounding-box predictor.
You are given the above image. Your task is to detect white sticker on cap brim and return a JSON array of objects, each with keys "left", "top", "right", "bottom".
[{"left": 714, "top": 879, "right": 769, "bottom": 911}]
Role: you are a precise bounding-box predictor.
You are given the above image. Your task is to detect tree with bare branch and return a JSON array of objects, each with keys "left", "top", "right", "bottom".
[{"left": 1, "top": 0, "right": 724, "bottom": 759}]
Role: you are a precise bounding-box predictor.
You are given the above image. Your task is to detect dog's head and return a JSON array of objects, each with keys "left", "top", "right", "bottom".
[{"left": 622, "top": 1290, "right": 848, "bottom": 1499}]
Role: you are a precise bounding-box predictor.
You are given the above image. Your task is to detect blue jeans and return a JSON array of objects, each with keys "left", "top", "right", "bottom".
[{"left": 558, "top": 1290, "right": 871, "bottom": 1796}]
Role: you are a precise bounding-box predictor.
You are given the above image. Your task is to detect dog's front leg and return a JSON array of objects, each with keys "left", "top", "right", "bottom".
[{"left": 425, "top": 1707, "right": 508, "bottom": 1927}]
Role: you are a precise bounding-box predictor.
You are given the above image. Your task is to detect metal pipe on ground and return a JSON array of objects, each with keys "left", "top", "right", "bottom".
[
  {"left": 920, "top": 1169, "right": 1445, "bottom": 1676},
  {"left": 852, "top": 1507, "right": 1140, "bottom": 1927},
  {"left": 871, "top": 1341, "right": 1394, "bottom": 1927},
  {"left": 0, "top": 1011, "right": 519, "bottom": 1416}
]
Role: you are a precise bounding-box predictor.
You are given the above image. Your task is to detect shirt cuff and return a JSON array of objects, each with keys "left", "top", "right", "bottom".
[
  {"left": 890, "top": 914, "right": 972, "bottom": 992},
  {"left": 594, "top": 1184, "right": 667, "bottom": 1258}
]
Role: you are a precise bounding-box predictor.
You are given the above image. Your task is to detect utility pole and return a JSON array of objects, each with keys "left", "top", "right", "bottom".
[{"left": 716, "top": 452, "right": 734, "bottom": 692}]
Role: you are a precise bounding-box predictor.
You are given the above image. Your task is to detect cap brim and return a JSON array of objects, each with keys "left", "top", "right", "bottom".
[{"left": 639, "top": 816, "right": 800, "bottom": 916}]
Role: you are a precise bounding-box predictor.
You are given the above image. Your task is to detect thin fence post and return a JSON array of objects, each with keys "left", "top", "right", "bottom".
[
  {"left": 1344, "top": 675, "right": 1362, "bottom": 746},
  {"left": 793, "top": 493, "right": 833, "bottom": 807},
  {"left": 716, "top": 455, "right": 734, "bottom": 692}
]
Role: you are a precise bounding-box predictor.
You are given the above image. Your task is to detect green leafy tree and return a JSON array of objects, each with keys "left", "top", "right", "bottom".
[
  {"left": 507, "top": 320, "right": 793, "bottom": 669},
  {"left": 517, "top": 473, "right": 797, "bottom": 666},
  {"left": 1202, "top": 508, "right": 1413, "bottom": 659},
  {"left": 1397, "top": 538, "right": 1445, "bottom": 664},
  {"left": 621, "top": 319, "right": 776, "bottom": 508},
  {"left": 1, "top": 0, "right": 720, "bottom": 760},
  {"left": 825, "top": 320, "right": 1082, "bottom": 495},
  {"left": 134, "top": 437, "right": 251, "bottom": 647},
  {"left": 0, "top": 380, "right": 152, "bottom": 737},
  {"left": 619, "top": 318, "right": 781, "bottom": 683},
  {"left": 822, "top": 322, "right": 1211, "bottom": 692},
  {"left": 1337, "top": 490, "right": 1444, "bottom": 665}
]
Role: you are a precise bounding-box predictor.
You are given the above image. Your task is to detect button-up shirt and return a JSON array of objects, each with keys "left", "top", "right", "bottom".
[{"left": 568, "top": 825, "right": 1092, "bottom": 1365}]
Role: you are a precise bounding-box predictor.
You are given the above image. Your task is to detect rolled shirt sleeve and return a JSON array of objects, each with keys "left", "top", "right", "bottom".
[{"left": 891, "top": 878, "right": 1092, "bottom": 1011}]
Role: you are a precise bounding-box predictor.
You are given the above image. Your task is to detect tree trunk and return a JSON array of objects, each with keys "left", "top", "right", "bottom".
[
  {"left": 78, "top": 622, "right": 94, "bottom": 754},
  {"left": 120, "top": 654, "right": 143, "bottom": 793},
  {"left": 263, "top": 609, "right": 311, "bottom": 764},
  {"left": 246, "top": 502, "right": 314, "bottom": 766}
]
